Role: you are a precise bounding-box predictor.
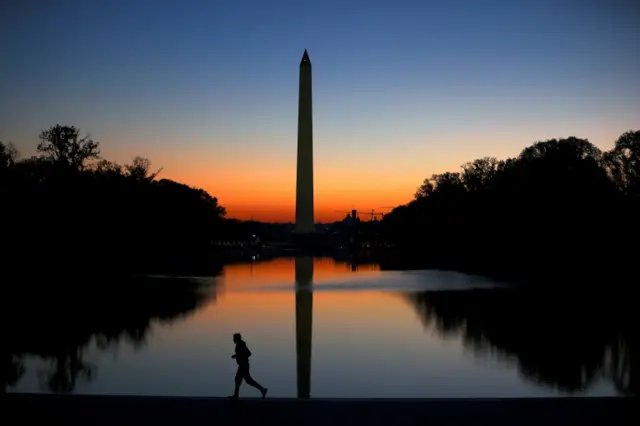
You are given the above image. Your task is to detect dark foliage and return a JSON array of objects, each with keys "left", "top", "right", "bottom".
[
  {"left": 382, "top": 131, "right": 640, "bottom": 284},
  {"left": 1, "top": 125, "right": 227, "bottom": 277},
  {"left": 1, "top": 275, "right": 218, "bottom": 393},
  {"left": 406, "top": 289, "right": 639, "bottom": 395}
]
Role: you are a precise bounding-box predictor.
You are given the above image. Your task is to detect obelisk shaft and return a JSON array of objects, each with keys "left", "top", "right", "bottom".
[{"left": 295, "top": 50, "right": 314, "bottom": 233}]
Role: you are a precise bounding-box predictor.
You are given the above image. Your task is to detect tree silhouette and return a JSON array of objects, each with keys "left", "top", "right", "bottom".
[
  {"left": 2, "top": 125, "right": 230, "bottom": 278},
  {"left": 2, "top": 275, "right": 219, "bottom": 393},
  {"left": 608, "top": 130, "right": 640, "bottom": 195},
  {"left": 382, "top": 132, "right": 640, "bottom": 284},
  {"left": 0, "top": 141, "right": 19, "bottom": 169},
  {"left": 124, "top": 156, "right": 163, "bottom": 182},
  {"left": 0, "top": 354, "right": 25, "bottom": 394},
  {"left": 461, "top": 157, "right": 500, "bottom": 192},
  {"left": 415, "top": 172, "right": 465, "bottom": 198},
  {"left": 405, "top": 289, "right": 639, "bottom": 395},
  {"left": 36, "top": 125, "right": 100, "bottom": 170}
]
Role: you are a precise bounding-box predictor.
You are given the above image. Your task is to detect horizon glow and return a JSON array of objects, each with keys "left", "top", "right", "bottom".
[{"left": 1, "top": 0, "right": 638, "bottom": 222}]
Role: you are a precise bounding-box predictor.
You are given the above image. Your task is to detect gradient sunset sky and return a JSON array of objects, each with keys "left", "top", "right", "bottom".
[{"left": 1, "top": 0, "right": 638, "bottom": 222}]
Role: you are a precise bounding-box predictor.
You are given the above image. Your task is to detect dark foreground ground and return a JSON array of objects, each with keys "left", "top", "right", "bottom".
[{"left": 3, "top": 394, "right": 638, "bottom": 426}]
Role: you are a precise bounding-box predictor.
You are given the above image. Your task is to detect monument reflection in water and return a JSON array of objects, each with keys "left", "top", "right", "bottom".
[{"left": 295, "top": 256, "right": 313, "bottom": 398}]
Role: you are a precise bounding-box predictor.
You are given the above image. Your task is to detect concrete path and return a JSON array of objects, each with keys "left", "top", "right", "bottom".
[{"left": 3, "top": 394, "right": 638, "bottom": 425}]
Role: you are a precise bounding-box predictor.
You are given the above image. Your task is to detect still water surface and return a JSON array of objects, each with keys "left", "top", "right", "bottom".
[{"left": 9, "top": 257, "right": 633, "bottom": 398}]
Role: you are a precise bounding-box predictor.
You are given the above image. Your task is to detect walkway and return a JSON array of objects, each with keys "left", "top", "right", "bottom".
[{"left": 3, "top": 394, "right": 637, "bottom": 425}]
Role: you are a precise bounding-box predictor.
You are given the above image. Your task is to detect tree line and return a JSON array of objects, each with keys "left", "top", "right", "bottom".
[
  {"left": 3, "top": 125, "right": 639, "bottom": 282},
  {"left": 1, "top": 125, "right": 228, "bottom": 277},
  {"left": 1, "top": 275, "right": 217, "bottom": 393},
  {"left": 406, "top": 288, "right": 638, "bottom": 395},
  {"left": 381, "top": 131, "right": 640, "bottom": 284}
]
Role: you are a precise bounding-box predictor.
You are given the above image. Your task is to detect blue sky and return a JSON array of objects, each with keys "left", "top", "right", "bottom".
[{"left": 1, "top": 0, "right": 638, "bottom": 219}]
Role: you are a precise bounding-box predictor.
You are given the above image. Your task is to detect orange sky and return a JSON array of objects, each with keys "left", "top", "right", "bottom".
[
  {"left": 103, "top": 139, "right": 485, "bottom": 223},
  {"left": 117, "top": 143, "right": 425, "bottom": 222},
  {"left": 99, "top": 123, "right": 632, "bottom": 223}
]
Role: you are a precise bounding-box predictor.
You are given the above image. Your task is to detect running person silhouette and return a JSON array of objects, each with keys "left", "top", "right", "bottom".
[{"left": 230, "top": 333, "right": 268, "bottom": 400}]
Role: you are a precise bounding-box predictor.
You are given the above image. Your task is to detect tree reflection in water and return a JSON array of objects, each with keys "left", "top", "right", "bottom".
[
  {"left": 2, "top": 275, "right": 218, "bottom": 393},
  {"left": 405, "top": 289, "right": 638, "bottom": 395}
]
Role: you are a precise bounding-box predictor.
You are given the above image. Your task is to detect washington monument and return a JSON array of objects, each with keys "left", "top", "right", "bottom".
[{"left": 295, "top": 49, "right": 314, "bottom": 234}]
